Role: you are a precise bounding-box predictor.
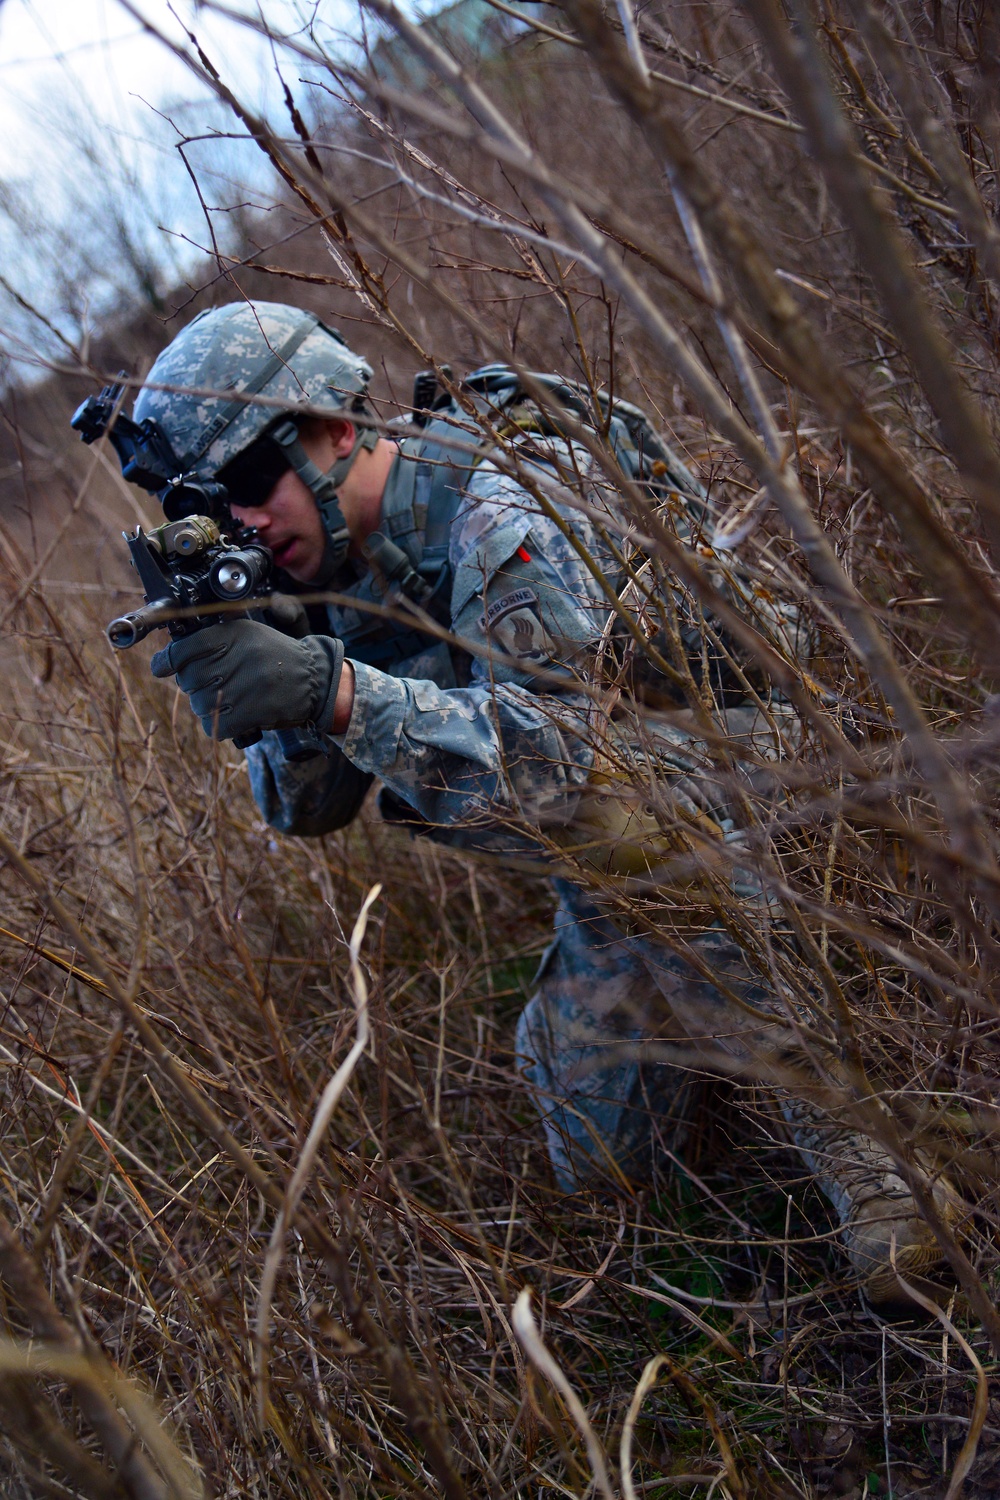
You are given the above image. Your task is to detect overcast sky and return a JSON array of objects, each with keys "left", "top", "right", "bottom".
[
  {"left": 0, "top": 0, "right": 365, "bottom": 174},
  {"left": 0, "top": 0, "right": 397, "bottom": 374}
]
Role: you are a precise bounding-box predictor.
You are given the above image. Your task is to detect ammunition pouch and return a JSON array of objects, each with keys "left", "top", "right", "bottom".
[
  {"left": 551, "top": 746, "right": 732, "bottom": 933},
  {"left": 553, "top": 704, "right": 802, "bottom": 930}
]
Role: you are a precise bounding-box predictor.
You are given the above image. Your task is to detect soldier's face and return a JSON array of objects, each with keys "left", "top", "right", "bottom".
[
  {"left": 228, "top": 419, "right": 349, "bottom": 583},
  {"left": 230, "top": 467, "right": 326, "bottom": 582}
]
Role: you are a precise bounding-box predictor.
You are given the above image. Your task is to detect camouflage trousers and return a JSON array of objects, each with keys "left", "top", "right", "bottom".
[{"left": 515, "top": 878, "right": 817, "bottom": 1192}]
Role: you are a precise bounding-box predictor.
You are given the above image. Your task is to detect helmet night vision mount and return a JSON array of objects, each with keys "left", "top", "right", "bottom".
[{"left": 71, "top": 375, "right": 231, "bottom": 524}]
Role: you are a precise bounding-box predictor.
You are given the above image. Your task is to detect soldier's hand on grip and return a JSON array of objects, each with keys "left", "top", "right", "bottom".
[{"left": 150, "top": 618, "right": 345, "bottom": 744}]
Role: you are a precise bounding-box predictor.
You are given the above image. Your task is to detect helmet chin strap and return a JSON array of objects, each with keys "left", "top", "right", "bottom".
[{"left": 271, "top": 416, "right": 379, "bottom": 578}]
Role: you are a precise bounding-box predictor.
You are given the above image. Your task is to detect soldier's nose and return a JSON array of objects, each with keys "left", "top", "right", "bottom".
[{"left": 234, "top": 504, "right": 268, "bottom": 529}]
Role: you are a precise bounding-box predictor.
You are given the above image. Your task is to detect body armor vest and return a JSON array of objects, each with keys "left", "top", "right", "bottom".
[{"left": 324, "top": 418, "right": 476, "bottom": 684}]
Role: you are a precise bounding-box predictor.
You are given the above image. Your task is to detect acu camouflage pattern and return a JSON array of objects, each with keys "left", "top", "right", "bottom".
[
  {"left": 247, "top": 439, "right": 624, "bottom": 843},
  {"left": 245, "top": 431, "right": 802, "bottom": 1183},
  {"left": 134, "top": 301, "right": 371, "bottom": 480},
  {"left": 243, "top": 404, "right": 924, "bottom": 1260},
  {"left": 516, "top": 878, "right": 778, "bottom": 1187}
]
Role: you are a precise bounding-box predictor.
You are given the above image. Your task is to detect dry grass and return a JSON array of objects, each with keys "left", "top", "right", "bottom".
[{"left": 3, "top": 1, "right": 1000, "bottom": 1496}]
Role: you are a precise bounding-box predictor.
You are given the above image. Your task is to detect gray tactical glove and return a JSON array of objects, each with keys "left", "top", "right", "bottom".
[{"left": 150, "top": 619, "right": 345, "bottom": 743}]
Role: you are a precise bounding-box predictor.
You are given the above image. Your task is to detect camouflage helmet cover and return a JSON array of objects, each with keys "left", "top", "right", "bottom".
[{"left": 133, "top": 300, "right": 373, "bottom": 480}]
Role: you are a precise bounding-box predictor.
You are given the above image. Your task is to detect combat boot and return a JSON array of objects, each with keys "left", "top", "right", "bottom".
[{"left": 782, "top": 1100, "right": 960, "bottom": 1307}]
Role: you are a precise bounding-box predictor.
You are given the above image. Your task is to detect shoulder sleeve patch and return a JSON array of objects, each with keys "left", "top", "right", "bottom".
[
  {"left": 486, "top": 605, "right": 558, "bottom": 667},
  {"left": 477, "top": 587, "right": 538, "bottom": 633}
]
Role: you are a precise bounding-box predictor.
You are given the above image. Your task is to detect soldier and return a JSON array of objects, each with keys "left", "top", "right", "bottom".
[{"left": 126, "top": 299, "right": 954, "bottom": 1307}]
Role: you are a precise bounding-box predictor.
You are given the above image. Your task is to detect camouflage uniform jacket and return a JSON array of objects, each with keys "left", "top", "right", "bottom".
[{"left": 245, "top": 439, "right": 617, "bottom": 847}]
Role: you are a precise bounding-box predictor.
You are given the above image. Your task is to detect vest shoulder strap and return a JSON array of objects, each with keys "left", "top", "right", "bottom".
[{"left": 410, "top": 416, "right": 480, "bottom": 573}]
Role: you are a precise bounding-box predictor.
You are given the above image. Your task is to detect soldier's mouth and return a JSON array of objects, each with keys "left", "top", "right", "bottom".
[{"left": 270, "top": 538, "right": 299, "bottom": 568}]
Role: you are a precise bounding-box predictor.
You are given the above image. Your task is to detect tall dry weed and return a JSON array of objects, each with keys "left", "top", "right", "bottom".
[{"left": 3, "top": 1, "right": 1000, "bottom": 1496}]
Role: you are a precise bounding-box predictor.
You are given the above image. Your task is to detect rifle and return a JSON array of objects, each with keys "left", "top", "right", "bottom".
[{"left": 72, "top": 377, "right": 325, "bottom": 762}]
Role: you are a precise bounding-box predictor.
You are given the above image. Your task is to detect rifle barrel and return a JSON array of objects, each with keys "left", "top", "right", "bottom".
[{"left": 106, "top": 600, "right": 176, "bottom": 650}]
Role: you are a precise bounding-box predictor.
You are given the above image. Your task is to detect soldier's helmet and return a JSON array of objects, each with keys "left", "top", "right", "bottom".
[{"left": 133, "top": 300, "right": 373, "bottom": 485}]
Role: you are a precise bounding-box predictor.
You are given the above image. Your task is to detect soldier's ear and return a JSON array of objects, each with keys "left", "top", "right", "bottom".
[
  {"left": 297, "top": 413, "right": 356, "bottom": 459},
  {"left": 324, "top": 415, "right": 356, "bottom": 457}
]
